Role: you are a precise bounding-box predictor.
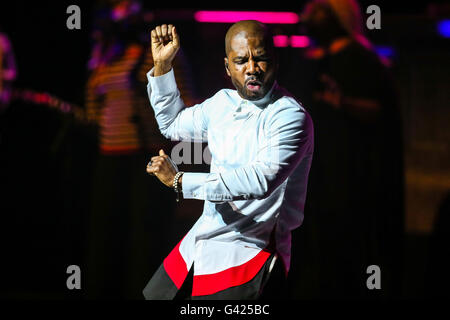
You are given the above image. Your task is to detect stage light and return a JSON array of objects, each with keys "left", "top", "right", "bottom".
[
  {"left": 290, "top": 35, "right": 310, "bottom": 48},
  {"left": 375, "top": 45, "right": 395, "bottom": 58},
  {"left": 273, "top": 35, "right": 289, "bottom": 47},
  {"left": 273, "top": 35, "right": 310, "bottom": 48},
  {"left": 194, "top": 11, "right": 299, "bottom": 24},
  {"left": 437, "top": 19, "right": 450, "bottom": 38}
]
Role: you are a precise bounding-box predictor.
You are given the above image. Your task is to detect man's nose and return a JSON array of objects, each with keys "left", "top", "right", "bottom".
[{"left": 246, "top": 59, "right": 259, "bottom": 75}]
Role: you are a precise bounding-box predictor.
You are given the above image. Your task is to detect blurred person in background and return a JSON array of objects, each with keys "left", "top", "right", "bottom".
[
  {"left": 0, "top": 27, "right": 17, "bottom": 113},
  {"left": 84, "top": 0, "right": 196, "bottom": 299},
  {"left": 291, "top": 0, "right": 404, "bottom": 298}
]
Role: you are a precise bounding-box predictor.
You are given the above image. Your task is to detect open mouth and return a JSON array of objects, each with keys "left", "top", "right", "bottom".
[{"left": 246, "top": 79, "right": 262, "bottom": 92}]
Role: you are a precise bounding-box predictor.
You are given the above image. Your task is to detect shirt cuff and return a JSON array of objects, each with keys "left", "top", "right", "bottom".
[
  {"left": 146, "top": 67, "right": 177, "bottom": 96},
  {"left": 182, "top": 172, "right": 233, "bottom": 202},
  {"left": 181, "top": 172, "right": 207, "bottom": 200}
]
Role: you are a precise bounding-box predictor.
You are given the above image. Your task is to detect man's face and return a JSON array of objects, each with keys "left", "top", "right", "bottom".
[{"left": 225, "top": 31, "right": 276, "bottom": 101}]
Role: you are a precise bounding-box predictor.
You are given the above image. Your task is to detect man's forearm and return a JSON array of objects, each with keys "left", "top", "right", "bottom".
[
  {"left": 148, "top": 67, "right": 186, "bottom": 139},
  {"left": 153, "top": 61, "right": 173, "bottom": 77}
]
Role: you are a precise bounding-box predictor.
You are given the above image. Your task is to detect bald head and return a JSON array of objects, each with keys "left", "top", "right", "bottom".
[{"left": 225, "top": 20, "right": 273, "bottom": 56}]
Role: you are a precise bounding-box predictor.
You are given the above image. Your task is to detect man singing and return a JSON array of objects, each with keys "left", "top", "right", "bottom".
[{"left": 143, "top": 20, "right": 313, "bottom": 300}]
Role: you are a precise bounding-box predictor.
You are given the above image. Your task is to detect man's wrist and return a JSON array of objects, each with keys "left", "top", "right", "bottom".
[{"left": 153, "top": 61, "right": 172, "bottom": 76}]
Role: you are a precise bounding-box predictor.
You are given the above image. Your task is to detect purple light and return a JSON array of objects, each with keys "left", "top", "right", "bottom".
[
  {"left": 194, "top": 11, "right": 299, "bottom": 24},
  {"left": 273, "top": 35, "right": 289, "bottom": 47},
  {"left": 437, "top": 19, "right": 450, "bottom": 38},
  {"left": 375, "top": 45, "right": 395, "bottom": 58},
  {"left": 290, "top": 35, "right": 310, "bottom": 48}
]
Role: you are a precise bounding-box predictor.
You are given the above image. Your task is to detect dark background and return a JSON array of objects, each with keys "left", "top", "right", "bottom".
[{"left": 0, "top": 0, "right": 449, "bottom": 299}]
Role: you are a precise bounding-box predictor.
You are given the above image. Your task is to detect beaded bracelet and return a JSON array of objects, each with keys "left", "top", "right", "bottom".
[{"left": 173, "top": 171, "right": 184, "bottom": 202}]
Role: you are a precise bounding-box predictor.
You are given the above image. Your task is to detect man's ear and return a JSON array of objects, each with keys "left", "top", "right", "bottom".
[{"left": 224, "top": 57, "right": 231, "bottom": 77}]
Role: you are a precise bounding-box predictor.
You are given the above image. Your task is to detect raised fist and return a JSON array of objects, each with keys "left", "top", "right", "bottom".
[{"left": 150, "top": 24, "right": 180, "bottom": 76}]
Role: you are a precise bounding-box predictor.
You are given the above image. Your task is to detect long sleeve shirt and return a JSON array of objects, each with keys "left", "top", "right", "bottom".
[{"left": 147, "top": 68, "right": 314, "bottom": 297}]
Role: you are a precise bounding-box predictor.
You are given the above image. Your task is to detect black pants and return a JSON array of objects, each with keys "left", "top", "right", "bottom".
[{"left": 172, "top": 254, "right": 288, "bottom": 300}]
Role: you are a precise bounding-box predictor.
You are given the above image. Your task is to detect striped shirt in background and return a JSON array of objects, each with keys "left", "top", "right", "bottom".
[
  {"left": 85, "top": 43, "right": 195, "bottom": 155},
  {"left": 0, "top": 32, "right": 17, "bottom": 108}
]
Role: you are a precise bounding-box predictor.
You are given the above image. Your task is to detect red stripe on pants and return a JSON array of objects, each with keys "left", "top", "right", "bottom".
[
  {"left": 163, "top": 238, "right": 188, "bottom": 289},
  {"left": 192, "top": 249, "right": 271, "bottom": 296}
]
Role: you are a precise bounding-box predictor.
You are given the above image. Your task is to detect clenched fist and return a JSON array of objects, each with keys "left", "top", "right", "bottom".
[
  {"left": 151, "top": 24, "right": 180, "bottom": 76},
  {"left": 146, "top": 149, "right": 179, "bottom": 188}
]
